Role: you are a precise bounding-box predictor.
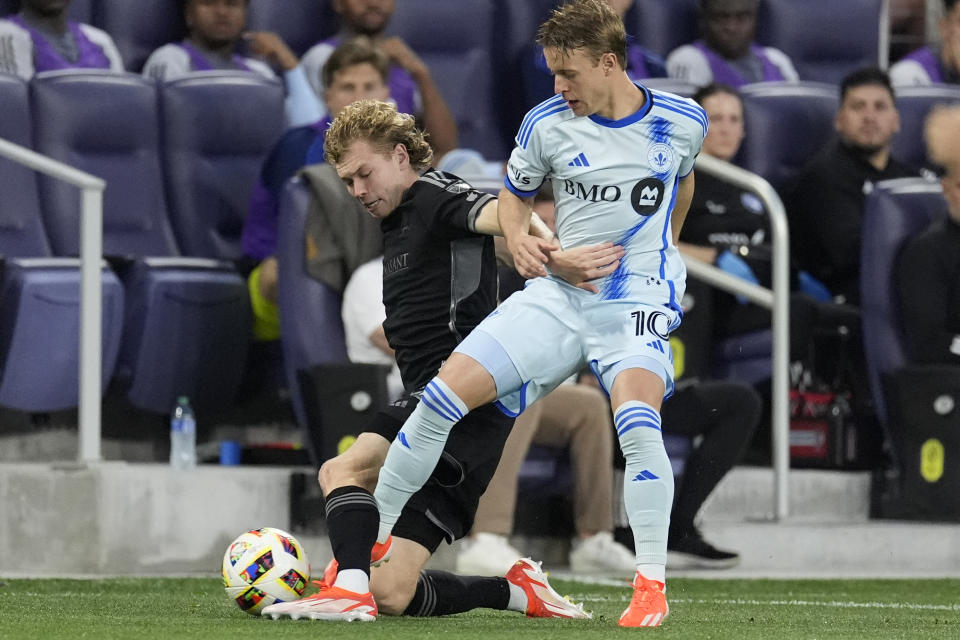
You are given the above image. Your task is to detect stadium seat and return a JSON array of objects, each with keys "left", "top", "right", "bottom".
[
  {"left": 891, "top": 84, "right": 960, "bottom": 172},
  {"left": 0, "top": 74, "right": 123, "bottom": 412},
  {"left": 30, "top": 70, "right": 251, "bottom": 415},
  {"left": 245, "top": 0, "right": 335, "bottom": 58},
  {"left": 0, "top": 0, "right": 93, "bottom": 21},
  {"left": 276, "top": 176, "right": 350, "bottom": 429},
  {"left": 159, "top": 72, "right": 285, "bottom": 261},
  {"left": 626, "top": 0, "right": 699, "bottom": 59},
  {"left": 756, "top": 0, "right": 887, "bottom": 84},
  {"left": 90, "top": 0, "right": 184, "bottom": 72},
  {"left": 860, "top": 177, "right": 946, "bottom": 427},
  {"left": 386, "top": 0, "right": 504, "bottom": 158},
  {"left": 739, "top": 81, "right": 839, "bottom": 192}
]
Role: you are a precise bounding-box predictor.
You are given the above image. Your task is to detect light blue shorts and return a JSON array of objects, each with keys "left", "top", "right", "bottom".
[{"left": 454, "top": 277, "right": 680, "bottom": 416}]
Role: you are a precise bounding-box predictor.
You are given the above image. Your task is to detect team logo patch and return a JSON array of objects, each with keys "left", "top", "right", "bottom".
[
  {"left": 631, "top": 178, "right": 665, "bottom": 216},
  {"left": 445, "top": 181, "right": 472, "bottom": 194},
  {"left": 647, "top": 143, "right": 675, "bottom": 174}
]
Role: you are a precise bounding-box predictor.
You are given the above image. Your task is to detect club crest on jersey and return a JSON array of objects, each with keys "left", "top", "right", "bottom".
[
  {"left": 647, "top": 143, "right": 676, "bottom": 174},
  {"left": 631, "top": 177, "right": 665, "bottom": 216}
]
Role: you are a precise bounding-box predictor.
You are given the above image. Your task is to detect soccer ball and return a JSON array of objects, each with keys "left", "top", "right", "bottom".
[{"left": 222, "top": 527, "right": 311, "bottom": 614}]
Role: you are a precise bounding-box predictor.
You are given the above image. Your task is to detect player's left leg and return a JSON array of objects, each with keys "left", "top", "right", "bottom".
[{"left": 609, "top": 367, "right": 673, "bottom": 628}]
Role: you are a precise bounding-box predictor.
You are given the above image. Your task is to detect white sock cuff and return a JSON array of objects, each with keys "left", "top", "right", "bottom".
[
  {"left": 421, "top": 378, "right": 468, "bottom": 422},
  {"left": 614, "top": 401, "right": 661, "bottom": 438}
]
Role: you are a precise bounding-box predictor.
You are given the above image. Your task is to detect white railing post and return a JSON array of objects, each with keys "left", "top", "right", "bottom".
[
  {"left": 0, "top": 136, "right": 105, "bottom": 463},
  {"left": 692, "top": 154, "right": 792, "bottom": 520}
]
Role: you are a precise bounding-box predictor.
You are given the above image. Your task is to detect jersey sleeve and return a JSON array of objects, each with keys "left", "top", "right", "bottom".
[
  {"left": 677, "top": 98, "right": 707, "bottom": 178},
  {"left": 0, "top": 20, "right": 34, "bottom": 79},
  {"left": 504, "top": 112, "right": 552, "bottom": 198},
  {"left": 431, "top": 181, "right": 496, "bottom": 235},
  {"left": 665, "top": 45, "right": 713, "bottom": 86},
  {"left": 141, "top": 44, "right": 190, "bottom": 81},
  {"left": 80, "top": 25, "right": 125, "bottom": 71}
]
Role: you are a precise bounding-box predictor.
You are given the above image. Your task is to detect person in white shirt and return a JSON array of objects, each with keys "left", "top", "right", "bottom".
[
  {"left": 890, "top": 0, "right": 960, "bottom": 86},
  {"left": 142, "top": 0, "right": 321, "bottom": 128},
  {"left": 0, "top": 0, "right": 123, "bottom": 79},
  {"left": 666, "top": 0, "right": 798, "bottom": 87}
]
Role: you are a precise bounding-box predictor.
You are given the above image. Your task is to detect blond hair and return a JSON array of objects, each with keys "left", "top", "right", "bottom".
[
  {"left": 536, "top": 0, "right": 627, "bottom": 69},
  {"left": 925, "top": 105, "right": 960, "bottom": 174},
  {"left": 324, "top": 99, "right": 433, "bottom": 170}
]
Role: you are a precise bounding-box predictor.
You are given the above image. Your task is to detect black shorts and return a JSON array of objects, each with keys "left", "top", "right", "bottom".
[{"left": 364, "top": 393, "right": 514, "bottom": 553}]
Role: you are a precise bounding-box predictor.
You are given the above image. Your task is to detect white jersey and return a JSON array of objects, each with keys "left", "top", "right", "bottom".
[
  {"left": 504, "top": 84, "right": 706, "bottom": 310},
  {"left": 0, "top": 19, "right": 123, "bottom": 80}
]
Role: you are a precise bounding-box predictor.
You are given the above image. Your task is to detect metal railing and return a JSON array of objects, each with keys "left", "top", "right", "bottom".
[
  {"left": 0, "top": 137, "right": 105, "bottom": 463},
  {"left": 688, "top": 154, "right": 791, "bottom": 520}
]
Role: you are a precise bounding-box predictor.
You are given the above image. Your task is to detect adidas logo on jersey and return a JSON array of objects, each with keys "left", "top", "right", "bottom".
[
  {"left": 632, "top": 470, "right": 660, "bottom": 482},
  {"left": 646, "top": 340, "right": 665, "bottom": 354},
  {"left": 568, "top": 152, "right": 590, "bottom": 167}
]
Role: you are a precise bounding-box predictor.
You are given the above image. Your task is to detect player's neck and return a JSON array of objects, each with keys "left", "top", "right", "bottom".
[
  {"left": 595, "top": 74, "right": 646, "bottom": 121},
  {"left": 20, "top": 8, "right": 68, "bottom": 35}
]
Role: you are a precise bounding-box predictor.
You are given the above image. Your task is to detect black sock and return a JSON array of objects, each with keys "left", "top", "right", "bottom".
[
  {"left": 324, "top": 486, "right": 378, "bottom": 575},
  {"left": 403, "top": 571, "right": 510, "bottom": 616}
]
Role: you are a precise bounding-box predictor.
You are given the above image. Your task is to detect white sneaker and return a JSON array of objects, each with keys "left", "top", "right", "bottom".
[
  {"left": 569, "top": 531, "right": 636, "bottom": 577},
  {"left": 455, "top": 533, "right": 524, "bottom": 575}
]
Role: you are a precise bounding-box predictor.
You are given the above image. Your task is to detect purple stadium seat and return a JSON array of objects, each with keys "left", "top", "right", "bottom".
[
  {"left": 30, "top": 70, "right": 251, "bottom": 415},
  {"left": 276, "top": 177, "right": 349, "bottom": 429},
  {"left": 627, "top": 0, "right": 699, "bottom": 59},
  {"left": 90, "top": 0, "right": 184, "bottom": 72},
  {"left": 159, "top": 72, "right": 285, "bottom": 261},
  {"left": 246, "top": 0, "right": 335, "bottom": 58},
  {"left": 891, "top": 84, "right": 960, "bottom": 172},
  {"left": 386, "top": 0, "right": 503, "bottom": 158},
  {"left": 861, "top": 178, "right": 946, "bottom": 427},
  {"left": 0, "top": 0, "right": 92, "bottom": 21},
  {"left": 739, "top": 81, "right": 839, "bottom": 192},
  {"left": 0, "top": 73, "right": 123, "bottom": 412},
  {"left": 756, "top": 0, "right": 885, "bottom": 85}
]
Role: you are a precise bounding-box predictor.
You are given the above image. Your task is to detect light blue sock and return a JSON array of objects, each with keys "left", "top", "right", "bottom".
[
  {"left": 374, "top": 378, "right": 468, "bottom": 542},
  {"left": 614, "top": 401, "right": 674, "bottom": 568}
]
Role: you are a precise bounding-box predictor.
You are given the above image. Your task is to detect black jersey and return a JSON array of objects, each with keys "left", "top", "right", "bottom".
[{"left": 380, "top": 169, "right": 498, "bottom": 391}]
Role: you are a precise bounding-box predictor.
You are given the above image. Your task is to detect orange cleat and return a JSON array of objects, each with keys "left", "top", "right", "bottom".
[
  {"left": 618, "top": 572, "right": 669, "bottom": 628},
  {"left": 504, "top": 558, "right": 591, "bottom": 619},
  {"left": 262, "top": 584, "right": 377, "bottom": 622}
]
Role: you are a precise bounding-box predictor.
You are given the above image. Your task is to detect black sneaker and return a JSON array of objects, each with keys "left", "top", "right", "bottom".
[{"left": 667, "top": 531, "right": 740, "bottom": 569}]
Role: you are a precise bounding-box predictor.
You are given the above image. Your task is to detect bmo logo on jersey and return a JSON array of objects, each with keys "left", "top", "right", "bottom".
[
  {"left": 631, "top": 178, "right": 665, "bottom": 216},
  {"left": 561, "top": 179, "right": 622, "bottom": 203}
]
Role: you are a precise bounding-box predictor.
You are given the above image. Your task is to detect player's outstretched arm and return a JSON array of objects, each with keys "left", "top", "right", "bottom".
[
  {"left": 671, "top": 172, "right": 696, "bottom": 245},
  {"left": 496, "top": 187, "right": 556, "bottom": 278}
]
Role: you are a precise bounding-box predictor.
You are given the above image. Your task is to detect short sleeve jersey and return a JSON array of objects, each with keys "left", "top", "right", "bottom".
[
  {"left": 504, "top": 84, "right": 706, "bottom": 310},
  {"left": 380, "top": 169, "right": 498, "bottom": 391}
]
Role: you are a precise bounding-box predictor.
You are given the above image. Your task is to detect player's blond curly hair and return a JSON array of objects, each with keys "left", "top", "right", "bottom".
[
  {"left": 324, "top": 99, "right": 433, "bottom": 171},
  {"left": 536, "top": 0, "right": 627, "bottom": 70},
  {"left": 925, "top": 105, "right": 960, "bottom": 174}
]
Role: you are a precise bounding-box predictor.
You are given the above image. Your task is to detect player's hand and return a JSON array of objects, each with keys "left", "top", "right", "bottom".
[
  {"left": 379, "top": 37, "right": 428, "bottom": 78},
  {"left": 547, "top": 242, "right": 624, "bottom": 294},
  {"left": 508, "top": 234, "right": 556, "bottom": 279},
  {"left": 243, "top": 31, "right": 299, "bottom": 71}
]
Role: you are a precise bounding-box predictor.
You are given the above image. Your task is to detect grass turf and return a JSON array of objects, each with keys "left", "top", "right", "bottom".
[{"left": 1, "top": 577, "right": 957, "bottom": 639}]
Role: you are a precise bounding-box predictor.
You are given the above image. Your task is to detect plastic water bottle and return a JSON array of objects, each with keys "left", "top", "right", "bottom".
[{"left": 170, "top": 396, "right": 197, "bottom": 469}]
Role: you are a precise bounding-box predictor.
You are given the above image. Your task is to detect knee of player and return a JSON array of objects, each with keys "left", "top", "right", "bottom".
[
  {"left": 370, "top": 570, "right": 419, "bottom": 615},
  {"left": 317, "top": 455, "right": 373, "bottom": 494}
]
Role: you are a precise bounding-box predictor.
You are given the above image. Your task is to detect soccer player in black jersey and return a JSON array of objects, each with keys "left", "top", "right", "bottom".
[{"left": 263, "top": 100, "right": 621, "bottom": 622}]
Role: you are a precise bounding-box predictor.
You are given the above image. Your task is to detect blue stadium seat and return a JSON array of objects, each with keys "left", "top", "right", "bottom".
[
  {"left": 739, "top": 81, "right": 839, "bottom": 192},
  {"left": 246, "top": 0, "right": 335, "bottom": 58},
  {"left": 159, "top": 72, "right": 285, "bottom": 261},
  {"left": 90, "top": 0, "right": 184, "bottom": 72},
  {"left": 30, "top": 70, "right": 251, "bottom": 415},
  {"left": 386, "top": 0, "right": 503, "bottom": 158},
  {"left": 891, "top": 84, "right": 960, "bottom": 172},
  {"left": 276, "top": 176, "right": 350, "bottom": 429},
  {"left": 627, "top": 0, "right": 699, "bottom": 59},
  {"left": 0, "top": 73, "right": 123, "bottom": 412},
  {"left": 860, "top": 178, "right": 946, "bottom": 427},
  {"left": 0, "top": 0, "right": 93, "bottom": 21},
  {"left": 756, "top": 0, "right": 885, "bottom": 84}
]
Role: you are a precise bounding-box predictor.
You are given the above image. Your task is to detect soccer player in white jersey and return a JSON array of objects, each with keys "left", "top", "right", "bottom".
[{"left": 371, "top": 0, "right": 705, "bottom": 627}]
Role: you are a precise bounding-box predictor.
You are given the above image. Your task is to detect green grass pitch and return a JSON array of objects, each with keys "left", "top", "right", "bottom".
[{"left": 2, "top": 577, "right": 957, "bottom": 639}]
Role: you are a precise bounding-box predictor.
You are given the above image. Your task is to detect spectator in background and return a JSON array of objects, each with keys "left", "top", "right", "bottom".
[
  {"left": 890, "top": 0, "right": 960, "bottom": 86},
  {"left": 241, "top": 36, "right": 390, "bottom": 342},
  {"left": 666, "top": 0, "right": 798, "bottom": 88},
  {"left": 300, "top": 0, "right": 458, "bottom": 158},
  {"left": 896, "top": 105, "right": 960, "bottom": 365},
  {"left": 788, "top": 68, "right": 919, "bottom": 306},
  {"left": 0, "top": 0, "right": 123, "bottom": 79},
  {"left": 143, "top": 0, "right": 321, "bottom": 128}
]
